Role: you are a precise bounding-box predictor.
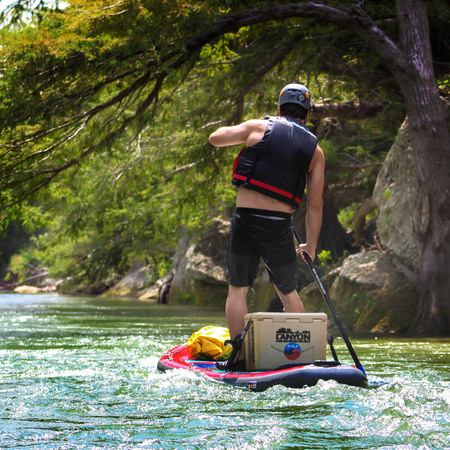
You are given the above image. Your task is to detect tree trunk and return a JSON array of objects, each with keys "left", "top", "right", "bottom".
[{"left": 393, "top": 0, "right": 450, "bottom": 334}]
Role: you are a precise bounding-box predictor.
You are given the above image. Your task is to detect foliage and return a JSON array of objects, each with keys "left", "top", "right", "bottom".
[
  {"left": 0, "top": 0, "right": 448, "bottom": 293},
  {"left": 317, "top": 249, "right": 332, "bottom": 272}
]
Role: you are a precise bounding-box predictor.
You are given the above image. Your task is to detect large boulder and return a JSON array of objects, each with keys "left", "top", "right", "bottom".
[
  {"left": 373, "top": 119, "right": 420, "bottom": 270},
  {"left": 100, "top": 261, "right": 154, "bottom": 298},
  {"left": 168, "top": 218, "right": 277, "bottom": 310},
  {"left": 168, "top": 219, "right": 229, "bottom": 307},
  {"left": 14, "top": 285, "right": 41, "bottom": 294},
  {"left": 300, "top": 251, "right": 419, "bottom": 333}
]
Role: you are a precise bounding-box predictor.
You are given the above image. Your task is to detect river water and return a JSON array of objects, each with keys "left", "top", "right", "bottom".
[{"left": 0, "top": 293, "right": 448, "bottom": 449}]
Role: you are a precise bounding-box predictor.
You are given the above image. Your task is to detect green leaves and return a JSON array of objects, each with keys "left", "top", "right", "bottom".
[{"left": 0, "top": 0, "right": 435, "bottom": 288}]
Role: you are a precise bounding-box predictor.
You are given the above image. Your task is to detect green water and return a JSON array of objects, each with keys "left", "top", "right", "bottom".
[{"left": 0, "top": 293, "right": 448, "bottom": 449}]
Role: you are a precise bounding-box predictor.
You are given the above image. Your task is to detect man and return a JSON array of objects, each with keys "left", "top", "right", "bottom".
[{"left": 209, "top": 83, "right": 325, "bottom": 366}]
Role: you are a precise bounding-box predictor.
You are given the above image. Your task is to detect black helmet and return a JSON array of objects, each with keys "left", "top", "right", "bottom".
[{"left": 278, "top": 83, "right": 311, "bottom": 110}]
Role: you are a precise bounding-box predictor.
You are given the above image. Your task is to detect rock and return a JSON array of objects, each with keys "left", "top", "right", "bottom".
[
  {"left": 138, "top": 272, "right": 173, "bottom": 303},
  {"left": 300, "top": 268, "right": 341, "bottom": 314},
  {"left": 14, "top": 285, "right": 40, "bottom": 294},
  {"left": 100, "top": 261, "right": 154, "bottom": 298},
  {"left": 322, "top": 251, "right": 418, "bottom": 333},
  {"left": 40, "top": 278, "right": 58, "bottom": 288},
  {"left": 168, "top": 219, "right": 229, "bottom": 307},
  {"left": 373, "top": 119, "right": 420, "bottom": 270},
  {"left": 138, "top": 287, "right": 159, "bottom": 301},
  {"left": 184, "top": 219, "right": 229, "bottom": 284},
  {"left": 168, "top": 218, "right": 277, "bottom": 310}
]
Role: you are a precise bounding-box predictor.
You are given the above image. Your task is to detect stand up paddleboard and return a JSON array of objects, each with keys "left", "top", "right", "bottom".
[
  {"left": 158, "top": 225, "right": 368, "bottom": 391},
  {"left": 157, "top": 343, "right": 368, "bottom": 392}
]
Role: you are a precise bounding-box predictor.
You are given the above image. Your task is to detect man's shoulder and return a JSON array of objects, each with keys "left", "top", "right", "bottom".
[
  {"left": 241, "top": 118, "right": 269, "bottom": 132},
  {"left": 244, "top": 118, "right": 270, "bottom": 126}
]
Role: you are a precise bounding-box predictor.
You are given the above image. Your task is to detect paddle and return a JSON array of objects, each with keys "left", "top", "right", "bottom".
[{"left": 292, "top": 225, "right": 366, "bottom": 375}]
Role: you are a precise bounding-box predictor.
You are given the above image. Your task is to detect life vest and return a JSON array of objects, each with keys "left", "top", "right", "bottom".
[{"left": 232, "top": 116, "right": 318, "bottom": 209}]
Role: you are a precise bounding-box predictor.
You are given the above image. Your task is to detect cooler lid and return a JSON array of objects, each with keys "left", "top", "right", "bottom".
[{"left": 245, "top": 312, "right": 327, "bottom": 323}]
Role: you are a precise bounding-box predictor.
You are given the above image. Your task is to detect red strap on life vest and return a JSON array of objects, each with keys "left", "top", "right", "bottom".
[
  {"left": 233, "top": 147, "right": 246, "bottom": 175},
  {"left": 232, "top": 173, "right": 301, "bottom": 206}
]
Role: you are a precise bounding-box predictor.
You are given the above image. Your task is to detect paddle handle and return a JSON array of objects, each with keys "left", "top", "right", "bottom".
[{"left": 293, "top": 226, "right": 366, "bottom": 375}]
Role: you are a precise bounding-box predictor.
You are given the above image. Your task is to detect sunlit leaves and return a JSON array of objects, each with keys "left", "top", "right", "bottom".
[{"left": 1, "top": 0, "right": 438, "bottom": 287}]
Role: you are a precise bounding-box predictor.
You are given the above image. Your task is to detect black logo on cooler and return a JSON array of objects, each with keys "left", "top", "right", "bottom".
[{"left": 276, "top": 327, "right": 311, "bottom": 343}]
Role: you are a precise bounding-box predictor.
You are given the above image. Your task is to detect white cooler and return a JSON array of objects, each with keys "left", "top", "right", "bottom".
[{"left": 244, "top": 312, "right": 328, "bottom": 371}]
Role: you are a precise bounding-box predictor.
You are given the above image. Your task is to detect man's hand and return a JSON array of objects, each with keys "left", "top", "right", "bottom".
[{"left": 296, "top": 243, "right": 315, "bottom": 263}]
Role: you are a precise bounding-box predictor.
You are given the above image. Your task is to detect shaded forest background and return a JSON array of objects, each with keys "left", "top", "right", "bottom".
[{"left": 0, "top": 0, "right": 448, "bottom": 333}]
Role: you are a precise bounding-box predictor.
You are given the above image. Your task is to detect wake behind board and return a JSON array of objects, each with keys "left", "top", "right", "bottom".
[{"left": 157, "top": 344, "right": 368, "bottom": 392}]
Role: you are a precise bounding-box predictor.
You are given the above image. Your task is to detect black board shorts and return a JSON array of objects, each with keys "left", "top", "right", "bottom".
[{"left": 227, "top": 207, "right": 298, "bottom": 295}]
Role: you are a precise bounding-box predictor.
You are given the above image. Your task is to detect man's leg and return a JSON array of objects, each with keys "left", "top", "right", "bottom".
[
  {"left": 226, "top": 285, "right": 249, "bottom": 341},
  {"left": 275, "top": 287, "right": 305, "bottom": 313}
]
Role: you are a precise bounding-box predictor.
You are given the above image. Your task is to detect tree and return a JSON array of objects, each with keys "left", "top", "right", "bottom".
[{"left": 0, "top": 0, "right": 448, "bottom": 333}]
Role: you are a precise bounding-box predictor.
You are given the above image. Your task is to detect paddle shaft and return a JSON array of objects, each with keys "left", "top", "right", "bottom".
[{"left": 292, "top": 225, "right": 366, "bottom": 375}]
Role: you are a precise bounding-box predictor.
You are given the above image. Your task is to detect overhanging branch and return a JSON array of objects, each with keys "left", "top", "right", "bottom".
[
  {"left": 185, "top": 3, "right": 407, "bottom": 74},
  {"left": 311, "top": 101, "right": 389, "bottom": 120}
]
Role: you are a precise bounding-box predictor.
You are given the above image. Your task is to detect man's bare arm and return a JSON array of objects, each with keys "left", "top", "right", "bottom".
[
  {"left": 209, "top": 120, "right": 267, "bottom": 148},
  {"left": 297, "top": 145, "right": 325, "bottom": 261}
]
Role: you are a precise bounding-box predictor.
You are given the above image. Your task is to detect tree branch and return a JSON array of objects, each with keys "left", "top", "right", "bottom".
[
  {"left": 311, "top": 101, "right": 389, "bottom": 120},
  {"left": 185, "top": 3, "right": 408, "bottom": 74}
]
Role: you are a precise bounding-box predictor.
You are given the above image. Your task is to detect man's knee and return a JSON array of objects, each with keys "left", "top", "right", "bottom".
[{"left": 227, "top": 285, "right": 249, "bottom": 300}]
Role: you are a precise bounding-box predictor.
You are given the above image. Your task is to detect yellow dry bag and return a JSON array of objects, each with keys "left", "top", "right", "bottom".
[{"left": 186, "top": 326, "right": 233, "bottom": 360}]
